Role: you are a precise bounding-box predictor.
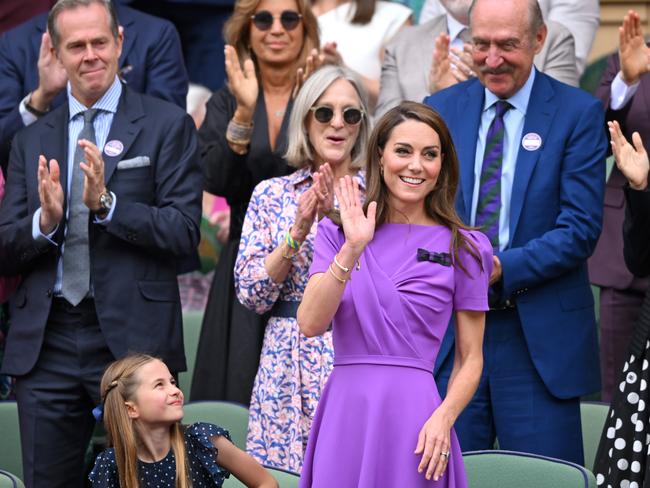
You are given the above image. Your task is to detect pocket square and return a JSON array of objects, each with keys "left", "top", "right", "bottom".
[{"left": 116, "top": 156, "right": 150, "bottom": 169}]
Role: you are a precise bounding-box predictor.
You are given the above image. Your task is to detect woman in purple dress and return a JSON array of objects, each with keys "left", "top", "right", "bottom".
[{"left": 297, "top": 102, "right": 492, "bottom": 487}]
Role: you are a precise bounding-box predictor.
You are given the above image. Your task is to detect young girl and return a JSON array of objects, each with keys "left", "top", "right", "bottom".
[{"left": 89, "top": 354, "right": 277, "bottom": 488}]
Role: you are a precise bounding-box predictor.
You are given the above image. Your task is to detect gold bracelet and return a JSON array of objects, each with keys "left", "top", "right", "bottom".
[
  {"left": 328, "top": 263, "right": 347, "bottom": 284},
  {"left": 282, "top": 241, "right": 298, "bottom": 260},
  {"left": 333, "top": 254, "right": 350, "bottom": 273},
  {"left": 333, "top": 254, "right": 360, "bottom": 273}
]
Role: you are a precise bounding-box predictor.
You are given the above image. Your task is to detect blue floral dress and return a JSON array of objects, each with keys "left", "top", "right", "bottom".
[
  {"left": 235, "top": 167, "right": 365, "bottom": 472},
  {"left": 88, "top": 423, "right": 231, "bottom": 487}
]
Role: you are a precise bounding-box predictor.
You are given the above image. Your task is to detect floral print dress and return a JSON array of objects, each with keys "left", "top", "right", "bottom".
[{"left": 235, "top": 167, "right": 365, "bottom": 472}]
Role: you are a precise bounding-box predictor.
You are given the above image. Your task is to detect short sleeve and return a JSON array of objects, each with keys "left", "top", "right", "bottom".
[
  {"left": 185, "top": 422, "right": 232, "bottom": 485},
  {"left": 453, "top": 230, "right": 493, "bottom": 311},
  {"left": 309, "top": 217, "right": 344, "bottom": 277},
  {"left": 88, "top": 449, "right": 119, "bottom": 487}
]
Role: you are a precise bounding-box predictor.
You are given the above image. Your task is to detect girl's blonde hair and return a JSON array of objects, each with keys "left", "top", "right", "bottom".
[{"left": 100, "top": 354, "right": 190, "bottom": 488}]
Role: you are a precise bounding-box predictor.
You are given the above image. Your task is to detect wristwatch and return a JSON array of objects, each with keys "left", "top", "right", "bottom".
[
  {"left": 97, "top": 190, "right": 114, "bottom": 218},
  {"left": 24, "top": 92, "right": 49, "bottom": 117}
]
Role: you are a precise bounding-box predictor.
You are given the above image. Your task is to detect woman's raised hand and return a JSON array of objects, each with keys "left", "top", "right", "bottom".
[
  {"left": 313, "top": 163, "right": 335, "bottom": 218},
  {"left": 609, "top": 120, "right": 649, "bottom": 190},
  {"left": 334, "top": 176, "right": 376, "bottom": 252},
  {"left": 619, "top": 10, "right": 650, "bottom": 85},
  {"left": 225, "top": 45, "right": 258, "bottom": 120}
]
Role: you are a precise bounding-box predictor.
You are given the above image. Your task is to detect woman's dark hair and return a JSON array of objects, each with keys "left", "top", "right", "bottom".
[
  {"left": 349, "top": 0, "right": 376, "bottom": 24},
  {"left": 362, "top": 101, "right": 483, "bottom": 274}
]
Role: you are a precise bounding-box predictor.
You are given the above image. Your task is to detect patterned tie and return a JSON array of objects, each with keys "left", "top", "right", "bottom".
[
  {"left": 459, "top": 27, "right": 471, "bottom": 44},
  {"left": 475, "top": 100, "right": 511, "bottom": 250},
  {"left": 61, "top": 109, "right": 99, "bottom": 306}
]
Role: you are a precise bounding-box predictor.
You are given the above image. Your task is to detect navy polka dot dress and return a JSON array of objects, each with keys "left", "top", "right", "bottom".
[{"left": 89, "top": 423, "right": 231, "bottom": 487}]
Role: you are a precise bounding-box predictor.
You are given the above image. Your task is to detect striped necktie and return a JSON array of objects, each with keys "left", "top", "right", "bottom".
[{"left": 475, "top": 100, "right": 511, "bottom": 250}]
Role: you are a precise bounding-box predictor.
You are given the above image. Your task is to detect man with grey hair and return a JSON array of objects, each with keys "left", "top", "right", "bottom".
[
  {"left": 0, "top": 1, "right": 201, "bottom": 485},
  {"left": 425, "top": 0, "right": 605, "bottom": 464},
  {"left": 419, "top": 0, "right": 599, "bottom": 76},
  {"left": 376, "top": 0, "right": 578, "bottom": 118},
  {"left": 0, "top": 0, "right": 188, "bottom": 175}
]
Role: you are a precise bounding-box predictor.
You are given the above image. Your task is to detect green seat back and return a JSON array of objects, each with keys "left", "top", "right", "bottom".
[
  {"left": 179, "top": 311, "right": 203, "bottom": 401},
  {"left": 0, "top": 403, "right": 22, "bottom": 482},
  {"left": 266, "top": 466, "right": 300, "bottom": 488},
  {"left": 0, "top": 469, "right": 24, "bottom": 488},
  {"left": 579, "top": 54, "right": 609, "bottom": 95},
  {"left": 581, "top": 401, "right": 609, "bottom": 471},
  {"left": 183, "top": 401, "right": 249, "bottom": 450},
  {"left": 463, "top": 450, "right": 596, "bottom": 488},
  {"left": 223, "top": 466, "right": 299, "bottom": 488}
]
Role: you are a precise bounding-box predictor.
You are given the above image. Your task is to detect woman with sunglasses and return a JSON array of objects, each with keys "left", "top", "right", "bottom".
[
  {"left": 234, "top": 65, "right": 370, "bottom": 472},
  {"left": 297, "top": 102, "right": 490, "bottom": 487},
  {"left": 191, "top": 0, "right": 320, "bottom": 406},
  {"left": 312, "top": 0, "right": 412, "bottom": 111}
]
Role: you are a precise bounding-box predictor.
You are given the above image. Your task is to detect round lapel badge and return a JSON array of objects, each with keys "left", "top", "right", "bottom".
[
  {"left": 104, "top": 140, "right": 124, "bottom": 157},
  {"left": 521, "top": 132, "right": 542, "bottom": 151}
]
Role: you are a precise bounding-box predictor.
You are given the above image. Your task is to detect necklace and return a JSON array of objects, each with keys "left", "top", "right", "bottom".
[{"left": 274, "top": 109, "right": 285, "bottom": 118}]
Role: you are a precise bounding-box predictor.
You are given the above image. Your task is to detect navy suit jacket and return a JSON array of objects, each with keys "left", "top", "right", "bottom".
[
  {"left": 0, "top": 86, "right": 202, "bottom": 376},
  {"left": 0, "top": 5, "right": 188, "bottom": 171},
  {"left": 425, "top": 70, "right": 607, "bottom": 399}
]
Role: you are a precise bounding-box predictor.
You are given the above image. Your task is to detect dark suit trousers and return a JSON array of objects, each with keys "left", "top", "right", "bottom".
[
  {"left": 15, "top": 299, "right": 114, "bottom": 488},
  {"left": 600, "top": 287, "right": 645, "bottom": 403},
  {"left": 436, "top": 309, "right": 584, "bottom": 465}
]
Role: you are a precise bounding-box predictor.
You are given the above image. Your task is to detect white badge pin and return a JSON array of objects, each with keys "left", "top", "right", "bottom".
[
  {"left": 521, "top": 132, "right": 542, "bottom": 151},
  {"left": 104, "top": 140, "right": 124, "bottom": 157}
]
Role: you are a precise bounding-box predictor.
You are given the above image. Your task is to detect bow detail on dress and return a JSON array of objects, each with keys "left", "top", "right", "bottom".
[{"left": 416, "top": 248, "right": 452, "bottom": 267}]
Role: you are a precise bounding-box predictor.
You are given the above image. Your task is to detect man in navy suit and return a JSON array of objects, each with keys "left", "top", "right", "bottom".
[
  {"left": 0, "top": 1, "right": 188, "bottom": 174},
  {"left": 425, "top": 0, "right": 606, "bottom": 464},
  {"left": 0, "top": 1, "right": 201, "bottom": 485}
]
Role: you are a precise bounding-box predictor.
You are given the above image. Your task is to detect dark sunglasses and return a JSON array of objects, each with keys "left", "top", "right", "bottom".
[
  {"left": 310, "top": 106, "right": 364, "bottom": 125},
  {"left": 251, "top": 10, "right": 302, "bottom": 31}
]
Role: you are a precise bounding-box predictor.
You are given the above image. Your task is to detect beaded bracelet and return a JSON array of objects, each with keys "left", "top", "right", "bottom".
[
  {"left": 285, "top": 232, "right": 301, "bottom": 251},
  {"left": 226, "top": 118, "right": 253, "bottom": 146}
]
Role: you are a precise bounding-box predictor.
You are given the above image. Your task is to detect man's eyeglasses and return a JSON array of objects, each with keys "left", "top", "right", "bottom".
[
  {"left": 309, "top": 106, "right": 364, "bottom": 125},
  {"left": 251, "top": 10, "right": 302, "bottom": 31}
]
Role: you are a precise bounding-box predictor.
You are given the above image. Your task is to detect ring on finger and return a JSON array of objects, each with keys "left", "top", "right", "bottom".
[{"left": 440, "top": 451, "right": 450, "bottom": 459}]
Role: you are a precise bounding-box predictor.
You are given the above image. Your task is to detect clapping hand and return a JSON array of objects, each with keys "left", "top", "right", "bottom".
[
  {"left": 292, "top": 187, "right": 319, "bottom": 243},
  {"left": 78, "top": 140, "right": 106, "bottom": 212},
  {"left": 31, "top": 32, "right": 68, "bottom": 111},
  {"left": 294, "top": 48, "right": 327, "bottom": 97},
  {"left": 449, "top": 43, "right": 476, "bottom": 82},
  {"left": 609, "top": 120, "right": 649, "bottom": 190},
  {"left": 429, "top": 33, "right": 458, "bottom": 93},
  {"left": 334, "top": 176, "right": 376, "bottom": 252},
  {"left": 312, "top": 163, "right": 335, "bottom": 218},
  {"left": 619, "top": 10, "right": 650, "bottom": 85},
  {"left": 320, "top": 42, "right": 344, "bottom": 66},
  {"left": 225, "top": 44, "right": 258, "bottom": 120},
  {"left": 37, "top": 155, "right": 64, "bottom": 234}
]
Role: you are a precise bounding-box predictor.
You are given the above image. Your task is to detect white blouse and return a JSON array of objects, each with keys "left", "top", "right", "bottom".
[{"left": 318, "top": 1, "right": 412, "bottom": 81}]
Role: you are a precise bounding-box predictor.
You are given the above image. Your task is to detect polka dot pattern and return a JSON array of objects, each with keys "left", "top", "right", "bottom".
[
  {"left": 595, "top": 340, "right": 650, "bottom": 486},
  {"left": 88, "top": 422, "right": 232, "bottom": 487}
]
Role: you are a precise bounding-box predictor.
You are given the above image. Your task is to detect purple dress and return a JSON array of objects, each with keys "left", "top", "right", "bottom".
[{"left": 300, "top": 219, "right": 492, "bottom": 487}]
